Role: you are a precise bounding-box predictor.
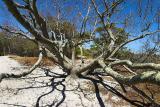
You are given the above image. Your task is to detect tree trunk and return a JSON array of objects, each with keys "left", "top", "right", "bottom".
[{"left": 3, "top": 47, "right": 5, "bottom": 56}]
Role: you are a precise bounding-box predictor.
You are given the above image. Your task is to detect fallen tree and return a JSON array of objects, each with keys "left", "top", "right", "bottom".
[{"left": 0, "top": 0, "right": 160, "bottom": 106}]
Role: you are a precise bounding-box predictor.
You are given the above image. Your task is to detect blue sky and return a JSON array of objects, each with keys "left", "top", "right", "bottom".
[{"left": 0, "top": 0, "right": 160, "bottom": 53}]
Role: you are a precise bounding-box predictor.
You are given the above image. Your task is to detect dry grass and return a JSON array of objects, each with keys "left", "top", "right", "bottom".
[
  {"left": 83, "top": 76, "right": 160, "bottom": 106},
  {"left": 82, "top": 81, "right": 131, "bottom": 106},
  {"left": 112, "top": 65, "right": 160, "bottom": 105},
  {"left": 129, "top": 83, "right": 160, "bottom": 104},
  {"left": 9, "top": 55, "right": 54, "bottom": 66}
]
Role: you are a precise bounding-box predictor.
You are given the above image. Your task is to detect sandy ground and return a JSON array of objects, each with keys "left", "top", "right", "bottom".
[{"left": 0, "top": 56, "right": 130, "bottom": 107}]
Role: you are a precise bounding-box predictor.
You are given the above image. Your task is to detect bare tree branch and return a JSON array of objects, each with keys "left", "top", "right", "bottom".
[
  {"left": 108, "top": 30, "right": 160, "bottom": 58},
  {"left": 98, "top": 60, "right": 160, "bottom": 85},
  {"left": 32, "top": 0, "right": 49, "bottom": 38},
  {"left": 109, "top": 59, "right": 160, "bottom": 70},
  {"left": 0, "top": 25, "right": 36, "bottom": 43},
  {"left": 3, "top": 0, "right": 41, "bottom": 38},
  {"left": 0, "top": 47, "right": 43, "bottom": 83}
]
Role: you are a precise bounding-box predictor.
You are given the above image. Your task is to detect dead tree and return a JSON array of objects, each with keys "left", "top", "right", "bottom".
[{"left": 0, "top": 0, "right": 160, "bottom": 107}]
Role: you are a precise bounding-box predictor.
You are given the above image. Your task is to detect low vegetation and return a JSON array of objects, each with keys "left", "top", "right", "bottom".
[{"left": 9, "top": 55, "right": 54, "bottom": 66}]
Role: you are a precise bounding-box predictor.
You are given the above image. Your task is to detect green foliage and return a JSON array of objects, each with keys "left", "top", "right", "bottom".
[
  {"left": 0, "top": 32, "right": 10, "bottom": 55},
  {"left": 75, "top": 47, "right": 91, "bottom": 58},
  {"left": 0, "top": 32, "right": 38, "bottom": 56},
  {"left": 115, "top": 47, "right": 133, "bottom": 60},
  {"left": 89, "top": 24, "right": 130, "bottom": 58},
  {"left": 95, "top": 24, "right": 129, "bottom": 46},
  {"left": 90, "top": 43, "right": 103, "bottom": 57},
  {"left": 47, "top": 16, "right": 76, "bottom": 40}
]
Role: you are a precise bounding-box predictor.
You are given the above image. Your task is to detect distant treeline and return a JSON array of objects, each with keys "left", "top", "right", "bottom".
[
  {"left": 0, "top": 31, "right": 159, "bottom": 63},
  {"left": 0, "top": 32, "right": 39, "bottom": 56}
]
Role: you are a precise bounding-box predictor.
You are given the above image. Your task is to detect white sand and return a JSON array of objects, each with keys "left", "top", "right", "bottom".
[
  {"left": 0, "top": 56, "right": 22, "bottom": 74},
  {"left": 0, "top": 56, "right": 130, "bottom": 107}
]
